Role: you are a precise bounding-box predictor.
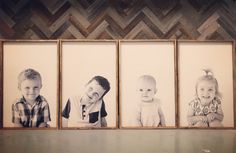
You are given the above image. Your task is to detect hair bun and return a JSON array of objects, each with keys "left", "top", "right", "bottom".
[{"left": 203, "top": 69, "right": 214, "bottom": 76}]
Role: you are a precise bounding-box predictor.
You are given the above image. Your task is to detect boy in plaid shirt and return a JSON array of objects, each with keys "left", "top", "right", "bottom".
[{"left": 12, "top": 68, "right": 51, "bottom": 127}]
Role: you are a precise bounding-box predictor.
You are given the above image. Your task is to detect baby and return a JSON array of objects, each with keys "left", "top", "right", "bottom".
[
  {"left": 187, "top": 69, "right": 224, "bottom": 127},
  {"left": 12, "top": 68, "right": 51, "bottom": 127},
  {"left": 135, "top": 75, "right": 166, "bottom": 127}
]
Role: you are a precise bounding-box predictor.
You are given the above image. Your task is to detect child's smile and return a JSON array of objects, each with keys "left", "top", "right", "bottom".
[
  {"left": 197, "top": 80, "right": 216, "bottom": 105},
  {"left": 19, "top": 79, "right": 42, "bottom": 104},
  {"left": 202, "top": 95, "right": 210, "bottom": 99}
]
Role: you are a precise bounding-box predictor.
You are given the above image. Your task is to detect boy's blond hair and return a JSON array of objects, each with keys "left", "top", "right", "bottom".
[{"left": 18, "top": 68, "right": 42, "bottom": 89}]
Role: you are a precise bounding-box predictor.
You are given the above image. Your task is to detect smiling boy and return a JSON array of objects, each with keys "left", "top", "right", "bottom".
[
  {"left": 12, "top": 68, "right": 51, "bottom": 127},
  {"left": 62, "top": 76, "right": 110, "bottom": 128}
]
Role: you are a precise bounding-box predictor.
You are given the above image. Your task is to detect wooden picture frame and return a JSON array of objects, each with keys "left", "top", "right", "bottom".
[
  {"left": 178, "top": 40, "right": 235, "bottom": 128},
  {"left": 1, "top": 40, "right": 59, "bottom": 129},
  {"left": 0, "top": 39, "right": 234, "bottom": 130},
  {"left": 60, "top": 40, "right": 118, "bottom": 129},
  {"left": 119, "top": 40, "right": 177, "bottom": 129}
]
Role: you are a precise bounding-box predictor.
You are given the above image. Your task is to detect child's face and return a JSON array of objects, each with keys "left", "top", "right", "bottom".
[
  {"left": 197, "top": 80, "right": 216, "bottom": 105},
  {"left": 82, "top": 80, "right": 106, "bottom": 104},
  {"left": 19, "top": 79, "right": 42, "bottom": 103},
  {"left": 137, "top": 81, "right": 156, "bottom": 102}
]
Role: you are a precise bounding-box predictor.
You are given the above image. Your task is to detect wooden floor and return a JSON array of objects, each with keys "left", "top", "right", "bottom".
[{"left": 0, "top": 130, "right": 235, "bottom": 153}]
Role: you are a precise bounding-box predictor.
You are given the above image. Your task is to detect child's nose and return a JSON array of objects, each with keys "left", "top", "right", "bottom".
[
  {"left": 143, "top": 91, "right": 148, "bottom": 95},
  {"left": 29, "top": 88, "right": 35, "bottom": 93}
]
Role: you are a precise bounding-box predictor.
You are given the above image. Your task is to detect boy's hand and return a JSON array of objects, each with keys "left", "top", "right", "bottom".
[
  {"left": 207, "top": 113, "right": 217, "bottom": 122},
  {"left": 38, "top": 122, "right": 48, "bottom": 127}
]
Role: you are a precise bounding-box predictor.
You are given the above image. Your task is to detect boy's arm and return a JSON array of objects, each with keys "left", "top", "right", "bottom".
[
  {"left": 158, "top": 107, "right": 166, "bottom": 126},
  {"left": 62, "top": 99, "right": 71, "bottom": 128},
  {"left": 12, "top": 104, "right": 23, "bottom": 127},
  {"left": 101, "top": 117, "right": 107, "bottom": 127},
  {"left": 100, "top": 100, "right": 107, "bottom": 127},
  {"left": 39, "top": 102, "right": 51, "bottom": 127},
  {"left": 62, "top": 118, "right": 68, "bottom": 127}
]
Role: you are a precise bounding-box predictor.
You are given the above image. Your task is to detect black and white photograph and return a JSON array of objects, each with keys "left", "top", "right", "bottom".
[
  {"left": 2, "top": 41, "right": 59, "bottom": 128},
  {"left": 61, "top": 40, "right": 118, "bottom": 128},
  {"left": 178, "top": 41, "right": 235, "bottom": 128},
  {"left": 119, "top": 40, "right": 176, "bottom": 128}
]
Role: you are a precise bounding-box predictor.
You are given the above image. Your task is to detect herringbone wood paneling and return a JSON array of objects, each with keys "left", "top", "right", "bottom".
[{"left": 0, "top": 0, "right": 236, "bottom": 40}]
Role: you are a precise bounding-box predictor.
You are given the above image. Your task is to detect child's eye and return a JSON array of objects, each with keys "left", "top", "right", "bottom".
[
  {"left": 139, "top": 89, "right": 143, "bottom": 92},
  {"left": 200, "top": 88, "right": 204, "bottom": 91},
  {"left": 25, "top": 87, "right": 30, "bottom": 90},
  {"left": 208, "top": 89, "right": 213, "bottom": 91},
  {"left": 147, "top": 89, "right": 151, "bottom": 91}
]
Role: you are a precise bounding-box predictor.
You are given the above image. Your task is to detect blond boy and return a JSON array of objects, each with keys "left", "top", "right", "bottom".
[{"left": 12, "top": 68, "right": 51, "bottom": 127}]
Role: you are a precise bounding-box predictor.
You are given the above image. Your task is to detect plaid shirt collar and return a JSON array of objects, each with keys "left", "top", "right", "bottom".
[{"left": 19, "top": 95, "right": 43, "bottom": 106}]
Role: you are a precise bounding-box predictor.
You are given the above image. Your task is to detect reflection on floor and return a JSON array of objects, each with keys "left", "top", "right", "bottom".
[{"left": 0, "top": 130, "right": 235, "bottom": 153}]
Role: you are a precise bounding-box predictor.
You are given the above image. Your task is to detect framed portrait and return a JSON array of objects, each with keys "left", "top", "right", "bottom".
[
  {"left": 119, "top": 40, "right": 177, "bottom": 128},
  {"left": 1, "top": 40, "right": 59, "bottom": 129},
  {"left": 61, "top": 40, "right": 118, "bottom": 129},
  {"left": 178, "top": 41, "right": 235, "bottom": 128}
]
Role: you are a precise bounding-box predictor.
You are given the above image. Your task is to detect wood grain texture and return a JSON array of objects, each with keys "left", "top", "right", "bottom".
[
  {"left": 0, "top": 41, "right": 3, "bottom": 128},
  {"left": 0, "top": 0, "right": 235, "bottom": 40}
]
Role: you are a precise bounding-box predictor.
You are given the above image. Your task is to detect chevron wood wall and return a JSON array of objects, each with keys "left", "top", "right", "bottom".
[{"left": 0, "top": 0, "right": 236, "bottom": 40}]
